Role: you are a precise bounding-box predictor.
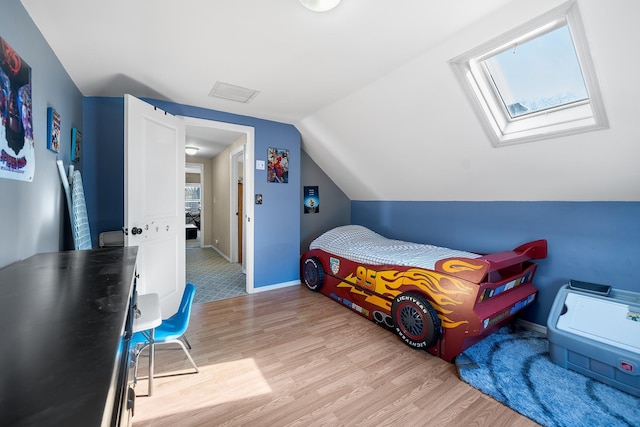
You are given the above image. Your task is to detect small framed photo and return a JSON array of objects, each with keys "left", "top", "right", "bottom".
[
  {"left": 304, "top": 186, "right": 319, "bottom": 213},
  {"left": 267, "top": 147, "right": 289, "bottom": 183},
  {"left": 47, "top": 107, "right": 61, "bottom": 153},
  {"left": 71, "top": 128, "right": 82, "bottom": 163}
]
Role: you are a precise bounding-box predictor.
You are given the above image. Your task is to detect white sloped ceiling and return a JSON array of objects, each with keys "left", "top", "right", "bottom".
[
  {"left": 298, "top": 0, "right": 640, "bottom": 201},
  {"left": 21, "top": 0, "right": 640, "bottom": 201}
]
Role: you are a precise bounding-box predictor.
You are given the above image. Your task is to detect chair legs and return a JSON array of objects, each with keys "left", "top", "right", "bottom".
[
  {"left": 182, "top": 334, "right": 192, "bottom": 350},
  {"left": 132, "top": 341, "right": 152, "bottom": 396},
  {"left": 133, "top": 336, "right": 199, "bottom": 381},
  {"left": 170, "top": 338, "right": 199, "bottom": 374}
]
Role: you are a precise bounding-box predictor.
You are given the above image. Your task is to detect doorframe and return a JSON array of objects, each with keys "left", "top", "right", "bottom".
[
  {"left": 186, "top": 162, "right": 204, "bottom": 248},
  {"left": 179, "top": 116, "right": 255, "bottom": 294},
  {"left": 230, "top": 147, "right": 244, "bottom": 269}
]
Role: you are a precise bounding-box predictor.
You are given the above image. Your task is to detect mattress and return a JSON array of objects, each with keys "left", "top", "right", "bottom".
[{"left": 310, "top": 225, "right": 480, "bottom": 270}]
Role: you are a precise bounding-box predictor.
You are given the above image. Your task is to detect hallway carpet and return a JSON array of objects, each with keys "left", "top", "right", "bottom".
[{"left": 186, "top": 246, "right": 247, "bottom": 304}]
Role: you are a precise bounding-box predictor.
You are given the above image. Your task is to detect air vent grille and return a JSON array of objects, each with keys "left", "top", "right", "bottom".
[{"left": 209, "top": 81, "right": 259, "bottom": 103}]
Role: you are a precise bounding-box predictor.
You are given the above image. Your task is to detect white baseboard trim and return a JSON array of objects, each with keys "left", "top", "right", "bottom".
[
  {"left": 202, "top": 244, "right": 231, "bottom": 262},
  {"left": 516, "top": 318, "right": 547, "bottom": 335},
  {"left": 250, "top": 280, "right": 300, "bottom": 294}
]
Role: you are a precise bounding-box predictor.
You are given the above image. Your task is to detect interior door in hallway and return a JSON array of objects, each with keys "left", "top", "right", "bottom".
[
  {"left": 237, "top": 182, "right": 243, "bottom": 263},
  {"left": 125, "top": 94, "right": 186, "bottom": 318}
]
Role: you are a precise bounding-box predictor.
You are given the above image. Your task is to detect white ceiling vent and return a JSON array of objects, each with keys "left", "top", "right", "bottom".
[{"left": 209, "top": 81, "right": 260, "bottom": 103}]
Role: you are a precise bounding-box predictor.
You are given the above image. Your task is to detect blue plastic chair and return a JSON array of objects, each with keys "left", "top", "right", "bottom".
[{"left": 132, "top": 283, "right": 199, "bottom": 378}]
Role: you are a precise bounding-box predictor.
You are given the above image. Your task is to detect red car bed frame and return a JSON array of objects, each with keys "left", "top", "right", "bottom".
[{"left": 301, "top": 239, "right": 547, "bottom": 362}]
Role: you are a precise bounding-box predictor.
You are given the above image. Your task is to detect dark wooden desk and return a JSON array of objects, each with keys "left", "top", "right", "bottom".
[{"left": 0, "top": 247, "right": 138, "bottom": 427}]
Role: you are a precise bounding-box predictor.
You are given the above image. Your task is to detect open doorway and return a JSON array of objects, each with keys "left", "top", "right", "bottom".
[
  {"left": 181, "top": 116, "right": 255, "bottom": 299},
  {"left": 230, "top": 147, "right": 244, "bottom": 272},
  {"left": 185, "top": 162, "right": 204, "bottom": 249}
]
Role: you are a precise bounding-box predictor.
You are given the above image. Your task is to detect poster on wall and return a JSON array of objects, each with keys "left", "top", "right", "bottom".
[
  {"left": 47, "top": 107, "right": 61, "bottom": 153},
  {"left": 71, "top": 128, "right": 81, "bottom": 163},
  {"left": 304, "top": 186, "right": 319, "bottom": 213},
  {"left": 267, "top": 147, "right": 288, "bottom": 183},
  {"left": 0, "top": 37, "right": 34, "bottom": 182}
]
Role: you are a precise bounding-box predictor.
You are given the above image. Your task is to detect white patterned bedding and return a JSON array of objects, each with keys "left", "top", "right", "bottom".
[{"left": 310, "top": 225, "right": 480, "bottom": 270}]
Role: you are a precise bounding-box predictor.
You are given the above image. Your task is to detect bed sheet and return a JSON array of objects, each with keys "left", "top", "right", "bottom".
[{"left": 310, "top": 225, "right": 480, "bottom": 271}]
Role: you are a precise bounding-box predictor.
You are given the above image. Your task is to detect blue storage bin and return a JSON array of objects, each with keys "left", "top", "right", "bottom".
[{"left": 547, "top": 284, "right": 640, "bottom": 397}]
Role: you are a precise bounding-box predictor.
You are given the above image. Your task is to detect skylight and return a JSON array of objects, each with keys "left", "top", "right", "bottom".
[{"left": 451, "top": 1, "right": 608, "bottom": 147}]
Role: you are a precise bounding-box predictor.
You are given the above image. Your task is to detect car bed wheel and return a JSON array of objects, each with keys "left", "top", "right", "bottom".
[
  {"left": 391, "top": 293, "right": 441, "bottom": 349},
  {"left": 303, "top": 257, "right": 325, "bottom": 291}
]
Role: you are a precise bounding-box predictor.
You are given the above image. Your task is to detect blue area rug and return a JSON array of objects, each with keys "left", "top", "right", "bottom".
[{"left": 456, "top": 325, "right": 640, "bottom": 427}]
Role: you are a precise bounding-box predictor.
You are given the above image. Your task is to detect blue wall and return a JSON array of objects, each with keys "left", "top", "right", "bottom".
[
  {"left": 352, "top": 201, "right": 640, "bottom": 326},
  {"left": 0, "top": 2, "right": 84, "bottom": 268},
  {"left": 83, "top": 98, "right": 124, "bottom": 239},
  {"left": 82, "top": 97, "right": 301, "bottom": 289}
]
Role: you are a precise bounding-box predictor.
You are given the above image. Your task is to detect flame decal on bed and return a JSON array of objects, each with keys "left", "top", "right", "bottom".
[
  {"left": 440, "top": 259, "right": 484, "bottom": 274},
  {"left": 435, "top": 258, "right": 488, "bottom": 283},
  {"left": 340, "top": 267, "right": 474, "bottom": 329}
]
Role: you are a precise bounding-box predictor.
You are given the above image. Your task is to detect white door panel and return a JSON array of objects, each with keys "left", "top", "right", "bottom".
[
  {"left": 140, "top": 233, "right": 179, "bottom": 300},
  {"left": 125, "top": 94, "right": 185, "bottom": 318}
]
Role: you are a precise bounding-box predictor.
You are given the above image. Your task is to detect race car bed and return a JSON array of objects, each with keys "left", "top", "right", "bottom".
[{"left": 300, "top": 225, "right": 547, "bottom": 362}]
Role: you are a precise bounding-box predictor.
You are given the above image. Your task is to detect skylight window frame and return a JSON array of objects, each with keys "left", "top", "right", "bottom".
[{"left": 450, "top": 1, "right": 608, "bottom": 147}]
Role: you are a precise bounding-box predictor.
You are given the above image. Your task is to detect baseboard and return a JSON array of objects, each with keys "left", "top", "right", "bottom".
[
  {"left": 204, "top": 245, "right": 232, "bottom": 262},
  {"left": 251, "top": 279, "right": 301, "bottom": 294},
  {"left": 516, "top": 318, "right": 547, "bottom": 335}
]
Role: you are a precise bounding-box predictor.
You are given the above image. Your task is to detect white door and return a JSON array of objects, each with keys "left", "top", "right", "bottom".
[{"left": 125, "top": 95, "right": 185, "bottom": 318}]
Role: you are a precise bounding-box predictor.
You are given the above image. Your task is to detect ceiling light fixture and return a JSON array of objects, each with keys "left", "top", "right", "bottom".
[
  {"left": 299, "top": 0, "right": 341, "bottom": 12},
  {"left": 185, "top": 146, "right": 199, "bottom": 156}
]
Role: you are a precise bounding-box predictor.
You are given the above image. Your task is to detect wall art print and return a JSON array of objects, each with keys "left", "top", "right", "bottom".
[
  {"left": 267, "top": 147, "right": 288, "bottom": 183},
  {"left": 71, "top": 128, "right": 81, "bottom": 163},
  {"left": 47, "top": 107, "right": 61, "bottom": 153},
  {"left": 304, "top": 186, "right": 319, "bottom": 213},
  {"left": 0, "top": 37, "right": 34, "bottom": 182}
]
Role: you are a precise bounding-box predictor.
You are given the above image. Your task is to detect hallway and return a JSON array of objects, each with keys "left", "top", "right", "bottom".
[{"left": 186, "top": 241, "right": 246, "bottom": 304}]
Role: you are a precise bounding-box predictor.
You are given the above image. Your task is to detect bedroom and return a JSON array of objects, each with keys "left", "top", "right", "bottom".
[{"left": 0, "top": 0, "right": 638, "bottom": 425}]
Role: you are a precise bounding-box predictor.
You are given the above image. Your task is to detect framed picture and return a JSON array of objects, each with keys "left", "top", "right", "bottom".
[
  {"left": 71, "top": 128, "right": 82, "bottom": 163},
  {"left": 267, "top": 147, "right": 289, "bottom": 183},
  {"left": 47, "top": 107, "right": 61, "bottom": 153},
  {"left": 0, "top": 37, "right": 35, "bottom": 181},
  {"left": 304, "top": 186, "right": 319, "bottom": 213}
]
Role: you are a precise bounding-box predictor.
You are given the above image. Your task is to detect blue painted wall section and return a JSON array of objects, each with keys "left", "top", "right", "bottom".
[
  {"left": 83, "top": 97, "right": 125, "bottom": 240},
  {"left": 83, "top": 97, "right": 301, "bottom": 290},
  {"left": 352, "top": 201, "right": 640, "bottom": 326},
  {"left": 0, "top": 2, "right": 84, "bottom": 268}
]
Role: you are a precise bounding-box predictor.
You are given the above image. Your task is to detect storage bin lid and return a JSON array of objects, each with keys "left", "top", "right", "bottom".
[{"left": 556, "top": 292, "right": 640, "bottom": 354}]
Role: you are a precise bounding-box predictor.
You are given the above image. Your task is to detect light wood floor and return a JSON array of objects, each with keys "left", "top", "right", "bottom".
[{"left": 132, "top": 285, "right": 538, "bottom": 427}]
